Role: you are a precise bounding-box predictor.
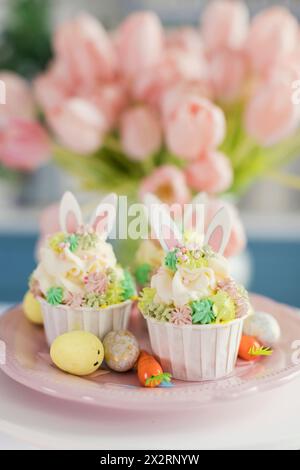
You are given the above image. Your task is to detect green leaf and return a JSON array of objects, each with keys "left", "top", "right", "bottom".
[
  {"left": 145, "top": 372, "right": 172, "bottom": 386},
  {"left": 248, "top": 345, "right": 273, "bottom": 357}
]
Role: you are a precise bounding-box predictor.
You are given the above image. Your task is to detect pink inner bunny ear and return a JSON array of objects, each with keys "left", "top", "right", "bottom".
[
  {"left": 204, "top": 206, "right": 231, "bottom": 255},
  {"left": 93, "top": 211, "right": 109, "bottom": 235},
  {"left": 59, "top": 192, "right": 83, "bottom": 233},
  {"left": 90, "top": 193, "right": 117, "bottom": 239},
  {"left": 143, "top": 193, "right": 182, "bottom": 252},
  {"left": 161, "top": 224, "right": 181, "bottom": 251}
]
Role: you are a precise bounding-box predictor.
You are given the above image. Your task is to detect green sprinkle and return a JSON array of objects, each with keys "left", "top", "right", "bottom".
[
  {"left": 65, "top": 234, "right": 79, "bottom": 253},
  {"left": 135, "top": 263, "right": 152, "bottom": 285},
  {"left": 47, "top": 287, "right": 64, "bottom": 306},
  {"left": 191, "top": 299, "right": 216, "bottom": 325},
  {"left": 165, "top": 249, "right": 178, "bottom": 272}
]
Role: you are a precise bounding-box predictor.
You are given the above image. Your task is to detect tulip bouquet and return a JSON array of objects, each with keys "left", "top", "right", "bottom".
[
  {"left": 30, "top": 0, "right": 300, "bottom": 200},
  {"left": 0, "top": 72, "right": 50, "bottom": 175}
]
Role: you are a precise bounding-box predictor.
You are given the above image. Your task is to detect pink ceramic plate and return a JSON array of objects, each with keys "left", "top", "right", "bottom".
[{"left": 1, "top": 294, "right": 300, "bottom": 411}]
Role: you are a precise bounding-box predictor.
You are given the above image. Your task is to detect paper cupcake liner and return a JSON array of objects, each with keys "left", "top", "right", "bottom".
[
  {"left": 39, "top": 298, "right": 132, "bottom": 346},
  {"left": 145, "top": 315, "right": 248, "bottom": 381}
]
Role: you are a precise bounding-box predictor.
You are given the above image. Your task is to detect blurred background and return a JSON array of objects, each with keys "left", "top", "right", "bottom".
[{"left": 0, "top": 0, "right": 300, "bottom": 306}]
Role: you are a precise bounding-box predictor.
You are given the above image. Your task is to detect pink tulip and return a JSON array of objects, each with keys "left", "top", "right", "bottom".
[
  {"left": 34, "top": 60, "right": 73, "bottom": 112},
  {"left": 267, "top": 51, "right": 300, "bottom": 85},
  {"left": 164, "top": 92, "right": 226, "bottom": 160},
  {"left": 185, "top": 151, "right": 233, "bottom": 194},
  {"left": 246, "top": 7, "right": 299, "bottom": 74},
  {"left": 54, "top": 13, "right": 117, "bottom": 86},
  {"left": 47, "top": 98, "right": 107, "bottom": 154},
  {"left": 245, "top": 80, "right": 300, "bottom": 146},
  {"left": 139, "top": 165, "right": 191, "bottom": 205},
  {"left": 81, "top": 81, "right": 128, "bottom": 129},
  {"left": 205, "top": 197, "right": 246, "bottom": 258},
  {"left": 166, "top": 27, "right": 204, "bottom": 57},
  {"left": 116, "top": 11, "right": 164, "bottom": 79},
  {"left": 208, "top": 49, "right": 248, "bottom": 102},
  {"left": 132, "top": 46, "right": 210, "bottom": 109},
  {"left": 0, "top": 118, "right": 50, "bottom": 171},
  {"left": 0, "top": 72, "right": 35, "bottom": 120},
  {"left": 120, "top": 106, "right": 162, "bottom": 161},
  {"left": 201, "top": 0, "right": 249, "bottom": 52}
]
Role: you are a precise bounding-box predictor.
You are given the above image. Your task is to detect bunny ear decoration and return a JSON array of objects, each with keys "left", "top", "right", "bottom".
[
  {"left": 59, "top": 191, "right": 83, "bottom": 233},
  {"left": 184, "top": 192, "right": 206, "bottom": 235},
  {"left": 90, "top": 193, "right": 117, "bottom": 240},
  {"left": 143, "top": 193, "right": 182, "bottom": 252},
  {"left": 204, "top": 206, "right": 232, "bottom": 256}
]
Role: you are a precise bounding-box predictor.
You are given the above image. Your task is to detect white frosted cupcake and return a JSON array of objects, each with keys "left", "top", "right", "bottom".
[
  {"left": 138, "top": 194, "right": 251, "bottom": 381},
  {"left": 30, "top": 192, "right": 136, "bottom": 345}
]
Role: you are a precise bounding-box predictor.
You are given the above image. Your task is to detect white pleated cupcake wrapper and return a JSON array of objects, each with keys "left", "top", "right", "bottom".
[
  {"left": 146, "top": 316, "right": 247, "bottom": 381},
  {"left": 39, "top": 299, "right": 132, "bottom": 346}
]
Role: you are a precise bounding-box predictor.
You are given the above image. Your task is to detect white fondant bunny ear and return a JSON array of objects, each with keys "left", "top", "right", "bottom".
[
  {"left": 90, "top": 193, "right": 117, "bottom": 239},
  {"left": 143, "top": 193, "right": 182, "bottom": 251},
  {"left": 204, "top": 206, "right": 232, "bottom": 255},
  {"left": 59, "top": 191, "right": 83, "bottom": 233},
  {"left": 184, "top": 192, "right": 206, "bottom": 235}
]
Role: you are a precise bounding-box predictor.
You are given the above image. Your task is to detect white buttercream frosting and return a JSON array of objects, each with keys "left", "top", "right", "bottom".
[{"left": 33, "top": 231, "right": 117, "bottom": 297}]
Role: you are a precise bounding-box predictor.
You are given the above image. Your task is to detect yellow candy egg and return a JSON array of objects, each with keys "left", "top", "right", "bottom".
[
  {"left": 50, "top": 331, "right": 104, "bottom": 376},
  {"left": 23, "top": 291, "right": 43, "bottom": 325}
]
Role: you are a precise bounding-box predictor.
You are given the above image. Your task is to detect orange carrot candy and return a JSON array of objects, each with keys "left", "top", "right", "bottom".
[
  {"left": 137, "top": 351, "right": 172, "bottom": 388},
  {"left": 238, "top": 335, "right": 273, "bottom": 362}
]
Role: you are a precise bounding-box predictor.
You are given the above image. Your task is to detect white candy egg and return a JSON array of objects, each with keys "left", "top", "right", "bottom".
[{"left": 243, "top": 311, "right": 281, "bottom": 346}]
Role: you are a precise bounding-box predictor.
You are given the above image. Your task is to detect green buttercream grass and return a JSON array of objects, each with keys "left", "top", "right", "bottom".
[
  {"left": 78, "top": 232, "right": 98, "bottom": 250},
  {"left": 138, "top": 288, "right": 172, "bottom": 322},
  {"left": 47, "top": 287, "right": 64, "bottom": 305}
]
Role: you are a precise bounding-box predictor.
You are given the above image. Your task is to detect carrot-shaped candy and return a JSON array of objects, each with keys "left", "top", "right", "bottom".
[
  {"left": 137, "top": 351, "right": 172, "bottom": 388},
  {"left": 238, "top": 335, "right": 273, "bottom": 362}
]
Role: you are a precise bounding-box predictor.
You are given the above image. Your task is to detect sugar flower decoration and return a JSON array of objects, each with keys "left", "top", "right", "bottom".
[
  {"left": 218, "top": 278, "right": 250, "bottom": 318},
  {"left": 84, "top": 272, "right": 108, "bottom": 294},
  {"left": 46, "top": 286, "right": 64, "bottom": 305},
  {"left": 64, "top": 291, "right": 84, "bottom": 308},
  {"left": 191, "top": 299, "right": 215, "bottom": 324},
  {"left": 170, "top": 306, "right": 192, "bottom": 326},
  {"left": 164, "top": 249, "right": 179, "bottom": 271},
  {"left": 64, "top": 234, "right": 79, "bottom": 253}
]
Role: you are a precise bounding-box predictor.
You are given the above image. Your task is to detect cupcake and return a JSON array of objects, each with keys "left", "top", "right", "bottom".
[
  {"left": 30, "top": 192, "right": 136, "bottom": 345},
  {"left": 138, "top": 194, "right": 251, "bottom": 381}
]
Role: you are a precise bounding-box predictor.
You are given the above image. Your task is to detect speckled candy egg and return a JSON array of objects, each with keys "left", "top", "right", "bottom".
[
  {"left": 23, "top": 291, "right": 43, "bottom": 325},
  {"left": 243, "top": 311, "right": 281, "bottom": 346},
  {"left": 50, "top": 331, "right": 104, "bottom": 376},
  {"left": 103, "top": 330, "right": 140, "bottom": 372}
]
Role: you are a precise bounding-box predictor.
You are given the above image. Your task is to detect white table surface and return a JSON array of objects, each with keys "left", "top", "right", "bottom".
[{"left": 1, "top": 304, "right": 300, "bottom": 450}]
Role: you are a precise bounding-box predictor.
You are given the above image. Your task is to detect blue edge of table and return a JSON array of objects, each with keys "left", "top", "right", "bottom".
[{"left": 1, "top": 234, "right": 299, "bottom": 307}]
